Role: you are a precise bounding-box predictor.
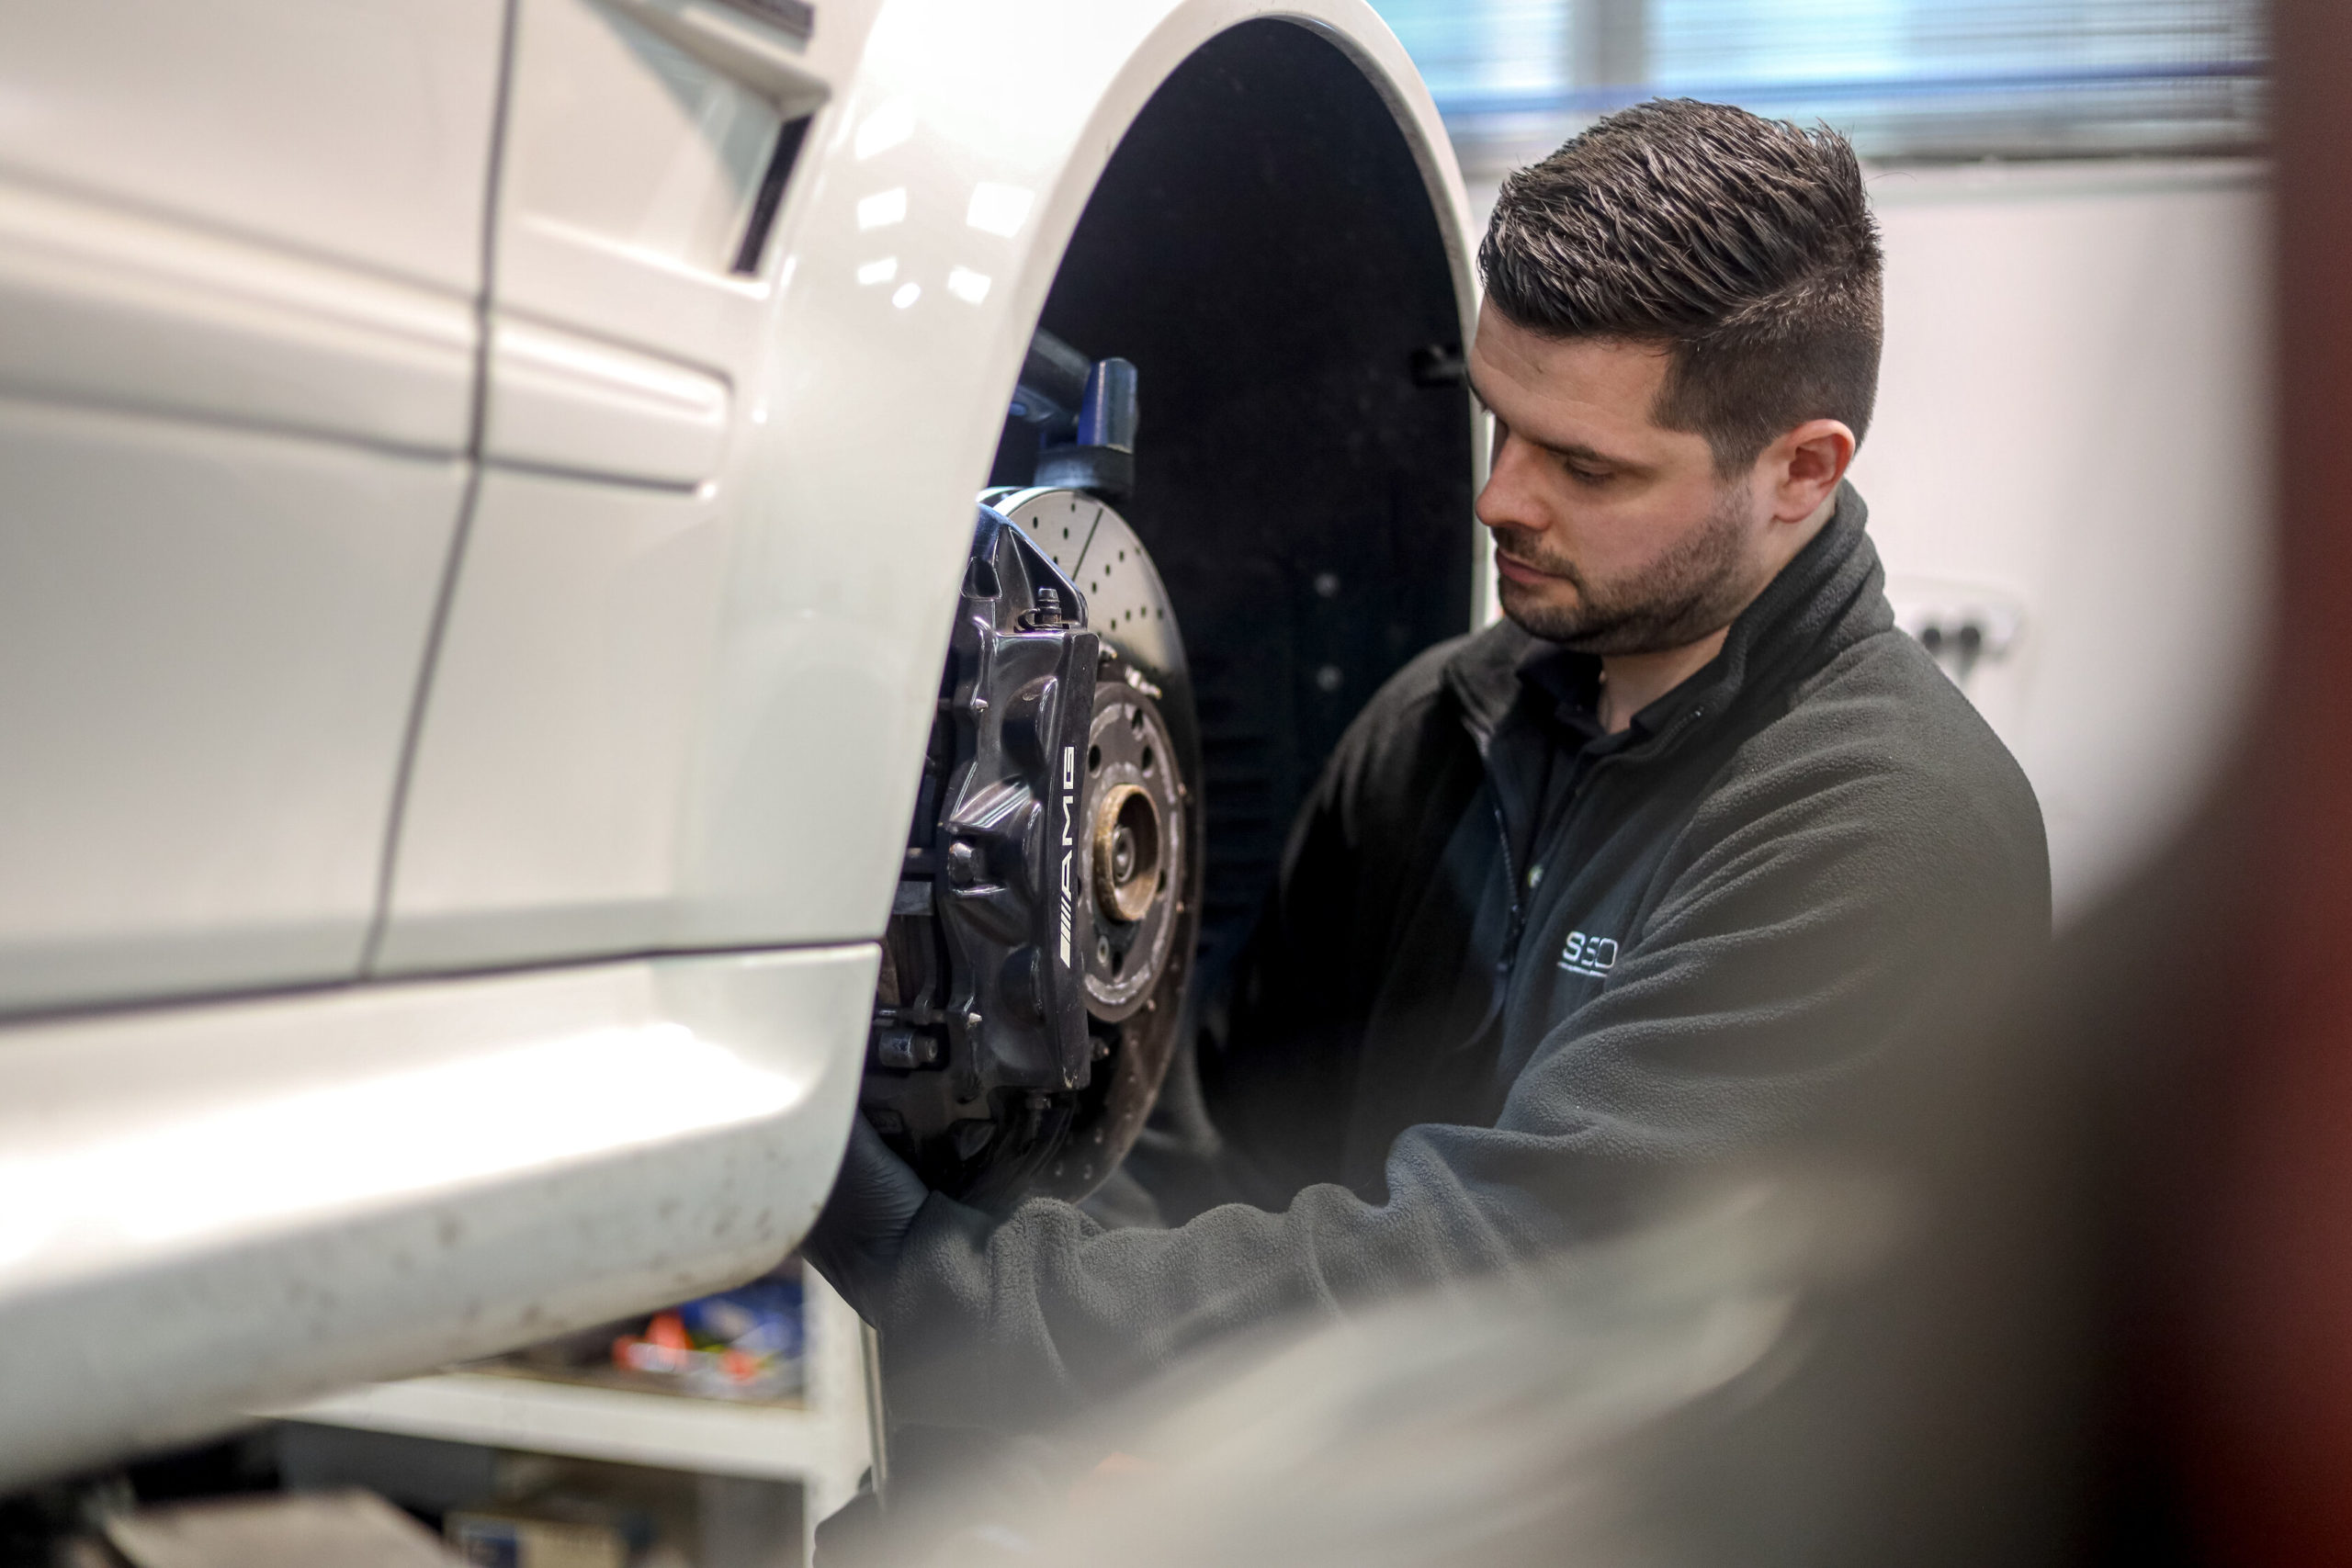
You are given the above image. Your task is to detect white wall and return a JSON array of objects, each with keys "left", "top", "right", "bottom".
[
  {"left": 1856, "top": 161, "right": 2270, "bottom": 922},
  {"left": 1465, "top": 160, "right": 2273, "bottom": 923}
]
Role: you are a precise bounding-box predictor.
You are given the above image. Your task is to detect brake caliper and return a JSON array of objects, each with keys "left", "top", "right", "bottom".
[{"left": 865, "top": 508, "right": 1100, "bottom": 1193}]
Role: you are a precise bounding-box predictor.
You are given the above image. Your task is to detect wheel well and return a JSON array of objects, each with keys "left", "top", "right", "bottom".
[{"left": 993, "top": 17, "right": 1476, "bottom": 970}]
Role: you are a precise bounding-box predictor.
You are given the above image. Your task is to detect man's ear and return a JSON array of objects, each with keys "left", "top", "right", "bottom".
[{"left": 1766, "top": 419, "right": 1857, "bottom": 523}]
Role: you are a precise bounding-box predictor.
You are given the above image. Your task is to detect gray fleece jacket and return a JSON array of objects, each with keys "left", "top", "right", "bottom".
[{"left": 846, "top": 483, "right": 2050, "bottom": 1435}]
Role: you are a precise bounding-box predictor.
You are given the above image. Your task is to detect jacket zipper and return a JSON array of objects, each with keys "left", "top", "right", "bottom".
[
  {"left": 1449, "top": 795, "right": 1525, "bottom": 1055},
  {"left": 1488, "top": 725, "right": 1676, "bottom": 984},
  {"left": 1468, "top": 704, "right": 1709, "bottom": 1049},
  {"left": 1492, "top": 794, "right": 1528, "bottom": 975}
]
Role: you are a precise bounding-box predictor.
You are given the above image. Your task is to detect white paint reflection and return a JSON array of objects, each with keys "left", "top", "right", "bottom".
[
  {"left": 0, "top": 1024, "right": 803, "bottom": 1277},
  {"left": 892, "top": 282, "right": 922, "bottom": 310},
  {"left": 857, "top": 256, "right": 899, "bottom": 286},
  {"left": 856, "top": 187, "right": 908, "bottom": 231},
  {"left": 854, "top": 98, "right": 916, "bottom": 161},
  {"left": 947, "top": 266, "right": 991, "bottom": 304},
  {"left": 967, "top": 183, "right": 1035, "bottom": 239}
]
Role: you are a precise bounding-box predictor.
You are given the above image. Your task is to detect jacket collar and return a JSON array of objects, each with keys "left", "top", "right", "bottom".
[{"left": 1443, "top": 480, "right": 1892, "bottom": 757}]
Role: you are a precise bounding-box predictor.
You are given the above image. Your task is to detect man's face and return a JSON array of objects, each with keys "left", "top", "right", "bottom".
[{"left": 1469, "top": 301, "right": 1774, "bottom": 654}]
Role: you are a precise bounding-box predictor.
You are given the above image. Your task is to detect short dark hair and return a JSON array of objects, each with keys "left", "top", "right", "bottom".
[{"left": 1479, "top": 98, "right": 1883, "bottom": 471}]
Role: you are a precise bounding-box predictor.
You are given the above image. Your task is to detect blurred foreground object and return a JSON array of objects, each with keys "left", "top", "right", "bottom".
[
  {"left": 92, "top": 1489, "right": 458, "bottom": 1568},
  {"left": 1020, "top": 1175, "right": 1916, "bottom": 1568},
  {"left": 839, "top": 1133, "right": 2092, "bottom": 1568},
  {"left": 2186, "top": 0, "right": 2352, "bottom": 1558}
]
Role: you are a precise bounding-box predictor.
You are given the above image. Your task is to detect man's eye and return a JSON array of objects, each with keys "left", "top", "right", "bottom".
[{"left": 1564, "top": 461, "right": 1611, "bottom": 485}]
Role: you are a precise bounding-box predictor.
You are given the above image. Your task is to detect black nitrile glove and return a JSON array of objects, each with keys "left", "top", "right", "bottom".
[{"left": 802, "top": 1113, "right": 930, "bottom": 1317}]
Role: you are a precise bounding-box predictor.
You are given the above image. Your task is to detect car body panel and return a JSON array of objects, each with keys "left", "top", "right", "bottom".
[
  {"left": 0, "top": 942, "right": 876, "bottom": 1485},
  {"left": 0, "top": 0, "right": 504, "bottom": 297},
  {"left": 0, "top": 404, "right": 465, "bottom": 1012},
  {"left": 482, "top": 317, "right": 735, "bottom": 487},
  {"left": 0, "top": 0, "right": 501, "bottom": 1012},
  {"left": 0, "top": 176, "right": 479, "bottom": 455},
  {"left": 379, "top": 469, "right": 733, "bottom": 973}
]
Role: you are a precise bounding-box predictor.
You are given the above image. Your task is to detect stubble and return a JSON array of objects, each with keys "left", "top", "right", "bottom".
[{"left": 1492, "top": 486, "right": 1761, "bottom": 655}]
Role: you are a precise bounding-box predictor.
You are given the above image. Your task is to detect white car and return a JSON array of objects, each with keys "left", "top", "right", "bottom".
[{"left": 0, "top": 0, "right": 1480, "bottom": 1483}]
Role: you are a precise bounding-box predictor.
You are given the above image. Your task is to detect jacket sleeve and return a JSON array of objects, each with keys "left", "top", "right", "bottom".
[
  {"left": 861, "top": 670, "right": 2051, "bottom": 1436},
  {"left": 1129, "top": 642, "right": 1488, "bottom": 1216}
]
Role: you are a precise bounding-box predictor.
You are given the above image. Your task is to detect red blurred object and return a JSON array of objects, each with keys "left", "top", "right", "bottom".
[
  {"left": 2192, "top": 1, "right": 2352, "bottom": 1560},
  {"left": 647, "top": 1313, "right": 690, "bottom": 1352}
]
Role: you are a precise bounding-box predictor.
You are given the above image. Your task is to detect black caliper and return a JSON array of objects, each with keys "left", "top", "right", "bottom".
[{"left": 864, "top": 507, "right": 1101, "bottom": 1200}]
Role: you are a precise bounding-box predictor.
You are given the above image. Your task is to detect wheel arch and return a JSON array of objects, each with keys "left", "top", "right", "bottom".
[{"left": 755, "top": 0, "right": 1485, "bottom": 958}]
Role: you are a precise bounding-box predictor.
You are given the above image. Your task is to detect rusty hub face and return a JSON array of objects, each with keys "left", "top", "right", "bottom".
[{"left": 1091, "top": 783, "right": 1162, "bottom": 923}]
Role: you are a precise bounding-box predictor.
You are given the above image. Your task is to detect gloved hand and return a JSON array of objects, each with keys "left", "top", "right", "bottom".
[{"left": 801, "top": 1113, "right": 931, "bottom": 1317}]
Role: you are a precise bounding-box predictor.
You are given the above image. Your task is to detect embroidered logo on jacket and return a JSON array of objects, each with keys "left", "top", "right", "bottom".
[{"left": 1559, "top": 931, "right": 1619, "bottom": 979}]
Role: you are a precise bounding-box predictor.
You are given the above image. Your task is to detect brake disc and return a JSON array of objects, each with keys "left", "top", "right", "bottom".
[{"left": 864, "top": 489, "right": 1201, "bottom": 1209}]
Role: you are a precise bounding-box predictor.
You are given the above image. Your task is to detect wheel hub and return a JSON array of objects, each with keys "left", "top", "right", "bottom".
[
  {"left": 1080, "top": 684, "right": 1182, "bottom": 1019},
  {"left": 1092, "top": 784, "right": 1157, "bottom": 920}
]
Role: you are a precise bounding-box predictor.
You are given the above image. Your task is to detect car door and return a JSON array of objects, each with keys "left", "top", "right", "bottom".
[
  {"left": 378, "top": 0, "right": 836, "bottom": 974},
  {"left": 0, "top": 0, "right": 506, "bottom": 1012}
]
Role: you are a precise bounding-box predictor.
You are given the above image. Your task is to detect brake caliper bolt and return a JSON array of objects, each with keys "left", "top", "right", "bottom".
[{"left": 1020, "top": 586, "right": 1064, "bottom": 630}]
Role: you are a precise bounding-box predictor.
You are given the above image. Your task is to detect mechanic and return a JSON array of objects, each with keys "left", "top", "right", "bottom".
[{"left": 807, "top": 98, "right": 2048, "bottom": 1446}]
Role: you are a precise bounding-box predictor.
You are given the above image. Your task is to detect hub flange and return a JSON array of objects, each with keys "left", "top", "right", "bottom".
[{"left": 1079, "top": 682, "right": 1183, "bottom": 1021}]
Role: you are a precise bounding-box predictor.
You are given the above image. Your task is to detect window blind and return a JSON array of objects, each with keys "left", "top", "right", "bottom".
[{"left": 1372, "top": 0, "right": 2264, "bottom": 165}]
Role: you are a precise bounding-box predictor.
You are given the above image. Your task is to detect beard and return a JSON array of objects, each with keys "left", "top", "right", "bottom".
[{"left": 1492, "top": 486, "right": 1762, "bottom": 655}]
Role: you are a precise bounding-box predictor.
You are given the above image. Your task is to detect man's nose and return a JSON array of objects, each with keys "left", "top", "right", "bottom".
[{"left": 1476, "top": 432, "right": 1546, "bottom": 535}]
